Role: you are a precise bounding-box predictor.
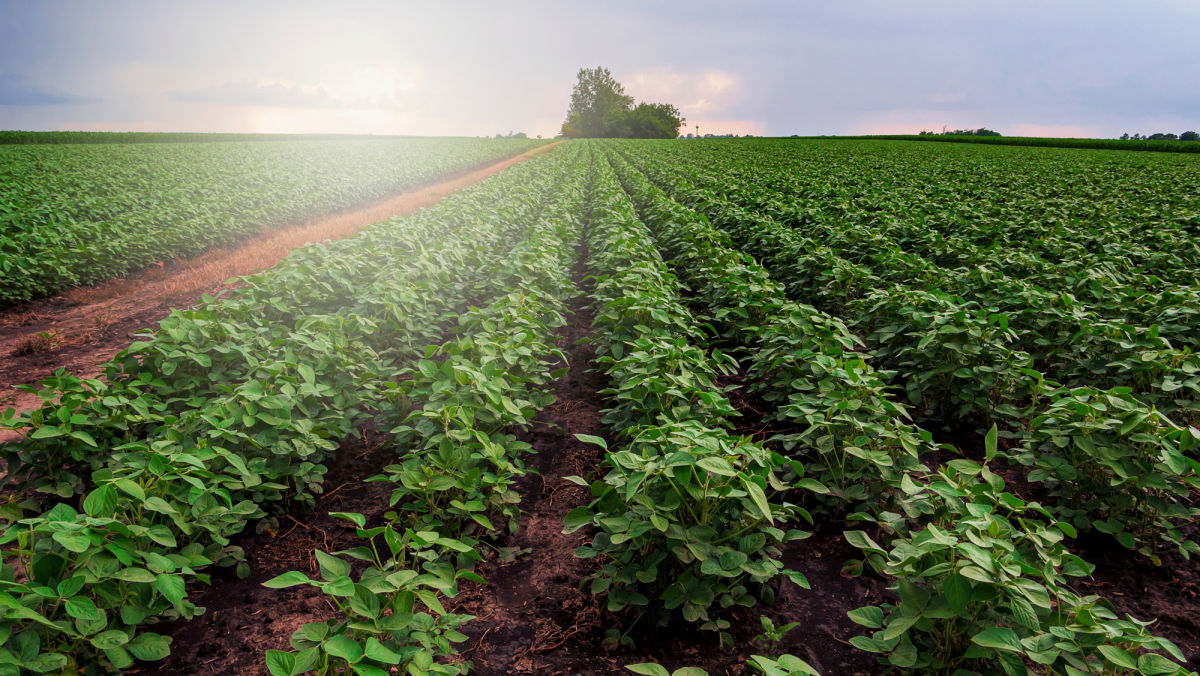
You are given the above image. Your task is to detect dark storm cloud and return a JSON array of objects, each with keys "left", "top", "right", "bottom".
[{"left": 0, "top": 77, "right": 100, "bottom": 106}]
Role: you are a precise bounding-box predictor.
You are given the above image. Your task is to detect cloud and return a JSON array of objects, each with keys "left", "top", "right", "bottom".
[
  {"left": 1009, "top": 123, "right": 1104, "bottom": 138},
  {"left": 624, "top": 67, "right": 740, "bottom": 116},
  {"left": 169, "top": 81, "right": 342, "bottom": 108},
  {"left": 0, "top": 77, "right": 99, "bottom": 106},
  {"left": 168, "top": 79, "right": 411, "bottom": 110}
]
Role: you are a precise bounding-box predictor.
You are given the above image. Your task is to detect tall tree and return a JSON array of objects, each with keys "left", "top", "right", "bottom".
[
  {"left": 562, "top": 67, "right": 634, "bottom": 138},
  {"left": 560, "top": 67, "right": 684, "bottom": 139}
]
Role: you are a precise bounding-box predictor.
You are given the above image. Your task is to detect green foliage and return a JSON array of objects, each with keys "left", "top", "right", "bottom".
[
  {"left": 747, "top": 654, "right": 821, "bottom": 676},
  {"left": 845, "top": 461, "right": 1189, "bottom": 675},
  {"left": 1010, "top": 386, "right": 1200, "bottom": 561},
  {"left": 561, "top": 66, "right": 683, "bottom": 139},
  {"left": 752, "top": 616, "right": 802, "bottom": 653},
  {"left": 566, "top": 155, "right": 806, "bottom": 641},
  {"left": 263, "top": 531, "right": 477, "bottom": 676},
  {"left": 602, "top": 139, "right": 1194, "bottom": 674},
  {"left": 0, "top": 137, "right": 546, "bottom": 304},
  {"left": 0, "top": 142, "right": 583, "bottom": 672},
  {"left": 569, "top": 422, "right": 809, "bottom": 626}
]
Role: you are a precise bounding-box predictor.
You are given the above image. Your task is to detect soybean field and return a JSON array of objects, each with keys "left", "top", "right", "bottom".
[{"left": 2, "top": 138, "right": 1199, "bottom": 676}]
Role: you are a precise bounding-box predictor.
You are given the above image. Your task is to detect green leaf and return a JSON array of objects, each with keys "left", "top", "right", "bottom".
[
  {"left": 1096, "top": 645, "right": 1137, "bottom": 670},
  {"left": 315, "top": 551, "right": 350, "bottom": 580},
  {"left": 128, "top": 632, "right": 172, "bottom": 661},
  {"left": 1137, "top": 652, "right": 1183, "bottom": 674},
  {"left": 265, "top": 650, "right": 296, "bottom": 676},
  {"left": 696, "top": 456, "right": 736, "bottom": 476},
  {"left": 574, "top": 433, "right": 607, "bottom": 450},
  {"left": 113, "top": 567, "right": 157, "bottom": 584},
  {"left": 114, "top": 479, "right": 146, "bottom": 501},
  {"left": 263, "top": 571, "right": 311, "bottom": 588},
  {"left": 563, "top": 506, "right": 593, "bottom": 533},
  {"left": 323, "top": 635, "right": 363, "bottom": 663},
  {"left": 105, "top": 646, "right": 134, "bottom": 669},
  {"left": 81, "top": 485, "right": 117, "bottom": 516},
  {"left": 971, "top": 626, "right": 1022, "bottom": 653},
  {"left": 847, "top": 605, "right": 884, "bottom": 629},
  {"left": 65, "top": 596, "right": 103, "bottom": 621},
  {"left": 740, "top": 476, "right": 774, "bottom": 524},
  {"left": 30, "top": 425, "right": 64, "bottom": 439},
  {"left": 330, "top": 512, "right": 366, "bottom": 528},
  {"left": 89, "top": 630, "right": 130, "bottom": 650},
  {"left": 1009, "top": 596, "right": 1039, "bottom": 631},
  {"left": 297, "top": 363, "right": 316, "bottom": 385},
  {"left": 323, "top": 576, "right": 356, "bottom": 597},
  {"left": 984, "top": 424, "right": 998, "bottom": 461},
  {"left": 52, "top": 531, "right": 92, "bottom": 553},
  {"left": 25, "top": 653, "right": 69, "bottom": 673},
  {"left": 154, "top": 574, "right": 187, "bottom": 605},
  {"left": 70, "top": 429, "right": 98, "bottom": 447},
  {"left": 626, "top": 664, "right": 671, "bottom": 676},
  {"left": 943, "top": 573, "right": 970, "bottom": 614},
  {"left": 363, "top": 637, "right": 402, "bottom": 663},
  {"left": 843, "top": 530, "right": 885, "bottom": 554}
]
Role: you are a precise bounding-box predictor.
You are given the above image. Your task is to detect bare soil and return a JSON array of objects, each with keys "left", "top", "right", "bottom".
[{"left": 0, "top": 142, "right": 562, "bottom": 442}]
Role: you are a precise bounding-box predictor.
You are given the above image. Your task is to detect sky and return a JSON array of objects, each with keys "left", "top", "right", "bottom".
[{"left": 1, "top": 1, "right": 1198, "bottom": 139}]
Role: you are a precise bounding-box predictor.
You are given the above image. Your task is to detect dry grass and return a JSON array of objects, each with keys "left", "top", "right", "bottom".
[
  {"left": 0, "top": 311, "right": 42, "bottom": 328},
  {"left": 64, "top": 276, "right": 144, "bottom": 306},
  {"left": 11, "top": 329, "right": 60, "bottom": 356},
  {"left": 90, "top": 303, "right": 115, "bottom": 329}
]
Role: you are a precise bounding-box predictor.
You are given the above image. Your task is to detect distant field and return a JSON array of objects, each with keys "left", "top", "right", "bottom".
[
  {"left": 795, "top": 133, "right": 1200, "bottom": 153},
  {"left": 0, "top": 137, "right": 544, "bottom": 304}
]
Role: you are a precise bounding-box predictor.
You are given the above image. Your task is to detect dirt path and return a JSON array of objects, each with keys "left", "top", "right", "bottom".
[{"left": 0, "top": 141, "right": 563, "bottom": 441}]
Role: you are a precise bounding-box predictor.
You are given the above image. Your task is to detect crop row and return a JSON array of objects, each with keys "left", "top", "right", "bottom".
[
  {"left": 261, "top": 149, "right": 586, "bottom": 675},
  {"left": 0, "top": 143, "right": 582, "bottom": 673},
  {"left": 562, "top": 146, "right": 817, "bottom": 671},
  {"left": 629, "top": 139, "right": 1200, "bottom": 291},
  {"left": 598, "top": 144, "right": 1192, "bottom": 674},
  {"left": 0, "top": 137, "right": 545, "bottom": 304},
  {"left": 613, "top": 140, "right": 1200, "bottom": 564}
]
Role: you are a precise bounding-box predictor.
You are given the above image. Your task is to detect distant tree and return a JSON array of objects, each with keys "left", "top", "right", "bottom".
[
  {"left": 560, "top": 66, "right": 685, "bottom": 138},
  {"left": 619, "top": 102, "right": 685, "bottom": 139},
  {"left": 1180, "top": 131, "right": 1199, "bottom": 141},
  {"left": 1120, "top": 133, "right": 1130, "bottom": 140},
  {"left": 1147, "top": 132, "right": 1178, "bottom": 141},
  {"left": 561, "top": 67, "right": 634, "bottom": 138}
]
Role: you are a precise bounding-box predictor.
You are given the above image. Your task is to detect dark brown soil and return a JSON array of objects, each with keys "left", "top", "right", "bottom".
[{"left": 133, "top": 427, "right": 396, "bottom": 675}]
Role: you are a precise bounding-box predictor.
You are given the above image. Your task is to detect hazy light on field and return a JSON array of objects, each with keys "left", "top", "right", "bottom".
[{"left": 1, "top": 1, "right": 1197, "bottom": 138}]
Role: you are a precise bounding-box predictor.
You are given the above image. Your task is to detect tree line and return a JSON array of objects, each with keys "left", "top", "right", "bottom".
[{"left": 1121, "top": 131, "right": 1199, "bottom": 141}]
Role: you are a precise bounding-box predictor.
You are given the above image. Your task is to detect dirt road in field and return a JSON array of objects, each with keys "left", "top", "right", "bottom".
[{"left": 0, "top": 141, "right": 563, "bottom": 442}]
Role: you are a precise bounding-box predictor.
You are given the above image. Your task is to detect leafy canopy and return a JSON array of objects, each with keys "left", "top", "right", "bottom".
[{"left": 561, "top": 66, "right": 684, "bottom": 139}]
